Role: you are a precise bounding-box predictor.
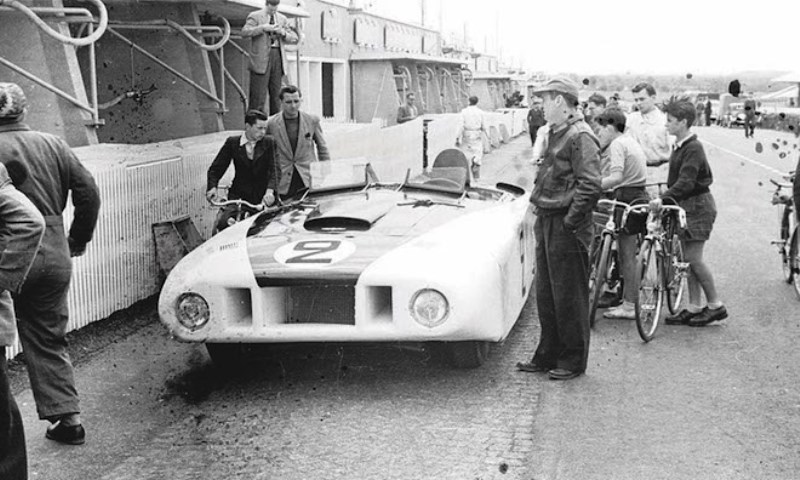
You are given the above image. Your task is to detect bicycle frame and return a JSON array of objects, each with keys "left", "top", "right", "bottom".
[
  {"left": 588, "top": 198, "right": 635, "bottom": 327},
  {"left": 770, "top": 174, "right": 800, "bottom": 299},
  {"left": 624, "top": 203, "right": 687, "bottom": 341}
]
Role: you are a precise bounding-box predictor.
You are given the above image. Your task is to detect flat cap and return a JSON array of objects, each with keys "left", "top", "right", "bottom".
[
  {"left": 0, "top": 83, "right": 26, "bottom": 121},
  {"left": 533, "top": 76, "right": 580, "bottom": 99}
]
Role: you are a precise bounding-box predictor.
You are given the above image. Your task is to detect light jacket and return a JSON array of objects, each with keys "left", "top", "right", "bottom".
[
  {"left": 0, "top": 164, "right": 44, "bottom": 346},
  {"left": 241, "top": 10, "right": 299, "bottom": 76},
  {"left": 266, "top": 111, "right": 330, "bottom": 195}
]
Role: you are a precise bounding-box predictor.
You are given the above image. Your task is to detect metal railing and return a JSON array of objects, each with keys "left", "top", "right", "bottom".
[{"left": 0, "top": 0, "right": 109, "bottom": 126}]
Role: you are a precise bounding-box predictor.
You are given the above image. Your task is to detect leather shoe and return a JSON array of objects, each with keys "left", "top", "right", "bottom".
[
  {"left": 597, "top": 291, "right": 622, "bottom": 308},
  {"left": 548, "top": 368, "right": 582, "bottom": 380},
  {"left": 516, "top": 361, "right": 551, "bottom": 373},
  {"left": 665, "top": 309, "right": 697, "bottom": 325},
  {"left": 46, "top": 421, "right": 86, "bottom": 445},
  {"left": 688, "top": 305, "right": 728, "bottom": 327}
]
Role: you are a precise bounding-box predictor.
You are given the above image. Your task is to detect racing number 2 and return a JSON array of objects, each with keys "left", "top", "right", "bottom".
[{"left": 285, "top": 240, "right": 342, "bottom": 264}]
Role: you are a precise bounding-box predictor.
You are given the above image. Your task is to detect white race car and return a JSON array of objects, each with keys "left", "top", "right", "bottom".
[{"left": 158, "top": 163, "right": 535, "bottom": 368}]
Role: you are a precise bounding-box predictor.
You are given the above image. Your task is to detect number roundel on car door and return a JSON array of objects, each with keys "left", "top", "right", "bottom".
[{"left": 273, "top": 239, "right": 356, "bottom": 267}]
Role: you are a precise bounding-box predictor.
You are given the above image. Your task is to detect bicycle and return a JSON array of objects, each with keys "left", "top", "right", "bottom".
[
  {"left": 209, "top": 197, "right": 265, "bottom": 234},
  {"left": 588, "top": 198, "right": 632, "bottom": 328},
  {"left": 770, "top": 173, "right": 800, "bottom": 299},
  {"left": 623, "top": 203, "right": 688, "bottom": 342}
]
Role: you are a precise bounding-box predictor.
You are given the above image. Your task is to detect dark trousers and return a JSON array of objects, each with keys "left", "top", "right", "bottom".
[
  {"left": 280, "top": 167, "right": 307, "bottom": 201},
  {"left": 529, "top": 127, "right": 538, "bottom": 146},
  {"left": 744, "top": 116, "right": 756, "bottom": 137},
  {"left": 0, "top": 349, "right": 28, "bottom": 480},
  {"left": 532, "top": 213, "right": 592, "bottom": 372},
  {"left": 14, "top": 223, "right": 78, "bottom": 421},
  {"left": 248, "top": 48, "right": 284, "bottom": 116}
]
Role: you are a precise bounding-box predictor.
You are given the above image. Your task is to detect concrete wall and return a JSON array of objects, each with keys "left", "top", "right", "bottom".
[
  {"left": 0, "top": 1, "right": 96, "bottom": 146},
  {"left": 351, "top": 61, "right": 399, "bottom": 125},
  {"left": 74, "top": 2, "right": 223, "bottom": 144}
]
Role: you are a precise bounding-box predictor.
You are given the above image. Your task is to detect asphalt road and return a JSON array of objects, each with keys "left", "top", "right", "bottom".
[{"left": 10, "top": 124, "right": 800, "bottom": 480}]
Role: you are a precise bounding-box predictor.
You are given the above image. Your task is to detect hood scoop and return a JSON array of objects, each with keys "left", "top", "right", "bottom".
[{"left": 304, "top": 194, "right": 395, "bottom": 232}]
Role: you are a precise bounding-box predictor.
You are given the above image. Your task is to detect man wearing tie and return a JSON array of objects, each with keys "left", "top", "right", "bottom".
[
  {"left": 206, "top": 110, "right": 278, "bottom": 232},
  {"left": 241, "top": 0, "right": 299, "bottom": 115}
]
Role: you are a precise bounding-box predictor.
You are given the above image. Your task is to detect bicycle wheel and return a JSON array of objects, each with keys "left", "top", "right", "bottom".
[
  {"left": 588, "top": 234, "right": 612, "bottom": 328},
  {"left": 791, "top": 229, "right": 800, "bottom": 300},
  {"left": 635, "top": 239, "right": 663, "bottom": 342},
  {"left": 665, "top": 233, "right": 688, "bottom": 314},
  {"left": 781, "top": 209, "right": 793, "bottom": 283}
]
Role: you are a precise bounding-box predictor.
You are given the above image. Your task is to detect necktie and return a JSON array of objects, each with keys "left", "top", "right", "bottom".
[{"left": 269, "top": 14, "right": 275, "bottom": 25}]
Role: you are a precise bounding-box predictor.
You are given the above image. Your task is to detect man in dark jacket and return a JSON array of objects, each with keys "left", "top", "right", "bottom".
[
  {"left": 0, "top": 161, "right": 44, "bottom": 480},
  {"left": 527, "top": 96, "right": 546, "bottom": 147},
  {"left": 517, "top": 77, "right": 602, "bottom": 381},
  {"left": 207, "top": 109, "right": 278, "bottom": 232},
  {"left": 0, "top": 82, "right": 101, "bottom": 445}
]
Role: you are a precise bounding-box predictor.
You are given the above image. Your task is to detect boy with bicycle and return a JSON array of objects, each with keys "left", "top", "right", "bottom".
[
  {"left": 650, "top": 96, "right": 727, "bottom": 326},
  {"left": 595, "top": 109, "right": 648, "bottom": 320},
  {"left": 207, "top": 110, "right": 278, "bottom": 232}
]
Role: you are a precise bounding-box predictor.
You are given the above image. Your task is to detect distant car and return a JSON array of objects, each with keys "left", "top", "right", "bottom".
[
  {"left": 722, "top": 104, "right": 746, "bottom": 128},
  {"left": 158, "top": 159, "right": 536, "bottom": 368}
]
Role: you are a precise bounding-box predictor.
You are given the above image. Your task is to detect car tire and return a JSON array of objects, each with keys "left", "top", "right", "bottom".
[{"left": 447, "top": 341, "right": 490, "bottom": 368}]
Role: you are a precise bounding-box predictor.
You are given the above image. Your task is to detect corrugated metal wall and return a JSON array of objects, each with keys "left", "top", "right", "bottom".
[{"left": 6, "top": 153, "right": 217, "bottom": 358}]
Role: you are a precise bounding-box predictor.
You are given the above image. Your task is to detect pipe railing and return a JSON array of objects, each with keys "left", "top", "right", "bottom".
[{"left": 0, "top": 3, "right": 105, "bottom": 126}]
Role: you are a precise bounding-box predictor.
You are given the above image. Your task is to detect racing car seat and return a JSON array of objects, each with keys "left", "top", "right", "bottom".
[{"left": 431, "top": 148, "right": 471, "bottom": 188}]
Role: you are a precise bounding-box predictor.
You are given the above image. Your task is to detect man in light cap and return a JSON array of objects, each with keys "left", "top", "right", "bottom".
[
  {"left": 516, "top": 76, "right": 602, "bottom": 381},
  {"left": 0, "top": 82, "right": 101, "bottom": 445}
]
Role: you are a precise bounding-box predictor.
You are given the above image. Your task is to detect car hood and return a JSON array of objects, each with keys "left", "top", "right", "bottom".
[{"left": 244, "top": 189, "right": 505, "bottom": 286}]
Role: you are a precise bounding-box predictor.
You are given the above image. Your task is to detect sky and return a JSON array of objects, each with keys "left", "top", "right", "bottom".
[{"left": 364, "top": 0, "right": 800, "bottom": 76}]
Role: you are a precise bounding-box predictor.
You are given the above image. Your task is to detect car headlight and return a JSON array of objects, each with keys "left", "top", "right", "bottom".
[
  {"left": 176, "top": 293, "right": 210, "bottom": 331},
  {"left": 409, "top": 289, "right": 449, "bottom": 328}
]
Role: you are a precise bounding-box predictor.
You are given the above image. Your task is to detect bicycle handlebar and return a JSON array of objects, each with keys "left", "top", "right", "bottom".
[
  {"left": 770, "top": 178, "right": 794, "bottom": 189},
  {"left": 208, "top": 198, "right": 265, "bottom": 211},
  {"left": 623, "top": 203, "right": 687, "bottom": 230}
]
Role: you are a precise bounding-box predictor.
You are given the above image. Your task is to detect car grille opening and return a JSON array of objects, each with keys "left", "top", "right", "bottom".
[
  {"left": 287, "top": 285, "right": 355, "bottom": 325},
  {"left": 365, "top": 286, "right": 392, "bottom": 323}
]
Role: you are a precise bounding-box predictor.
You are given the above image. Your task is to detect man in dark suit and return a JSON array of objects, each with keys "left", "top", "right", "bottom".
[
  {"left": 266, "top": 85, "right": 330, "bottom": 199},
  {"left": 241, "top": 0, "right": 299, "bottom": 115},
  {"left": 206, "top": 110, "right": 279, "bottom": 232}
]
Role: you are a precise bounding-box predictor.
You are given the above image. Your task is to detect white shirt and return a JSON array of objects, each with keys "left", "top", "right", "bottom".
[
  {"left": 240, "top": 133, "right": 257, "bottom": 160},
  {"left": 625, "top": 108, "right": 673, "bottom": 163},
  {"left": 461, "top": 105, "right": 484, "bottom": 132}
]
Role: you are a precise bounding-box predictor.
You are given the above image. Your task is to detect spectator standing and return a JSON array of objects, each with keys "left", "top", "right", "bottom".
[
  {"left": 704, "top": 99, "right": 713, "bottom": 126},
  {"left": 594, "top": 109, "right": 648, "bottom": 320},
  {"left": 585, "top": 93, "right": 607, "bottom": 134},
  {"left": 459, "top": 96, "right": 486, "bottom": 180},
  {"left": 241, "top": 0, "right": 299, "bottom": 115},
  {"left": 653, "top": 96, "right": 727, "bottom": 327},
  {"left": 516, "top": 77, "right": 602, "bottom": 380},
  {"left": 626, "top": 82, "right": 673, "bottom": 183},
  {"left": 206, "top": 110, "right": 278, "bottom": 232},
  {"left": 695, "top": 100, "right": 705, "bottom": 126},
  {"left": 0, "top": 161, "right": 44, "bottom": 480},
  {"left": 0, "top": 83, "right": 101, "bottom": 445},
  {"left": 266, "top": 85, "right": 330, "bottom": 199},
  {"left": 527, "top": 96, "right": 546, "bottom": 147},
  {"left": 396, "top": 92, "right": 419, "bottom": 125},
  {"left": 743, "top": 94, "right": 757, "bottom": 138}
]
